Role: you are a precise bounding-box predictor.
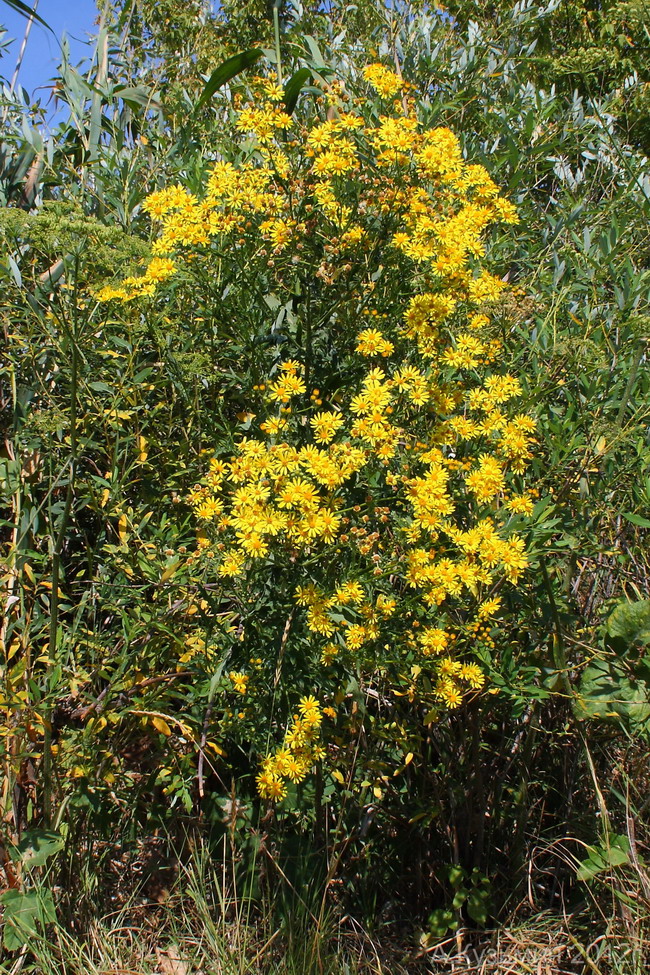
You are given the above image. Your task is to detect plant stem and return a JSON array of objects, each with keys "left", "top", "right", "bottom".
[
  {"left": 42, "top": 269, "right": 80, "bottom": 826},
  {"left": 273, "top": 0, "right": 282, "bottom": 86},
  {"left": 540, "top": 557, "right": 572, "bottom": 697},
  {"left": 615, "top": 338, "right": 644, "bottom": 429}
]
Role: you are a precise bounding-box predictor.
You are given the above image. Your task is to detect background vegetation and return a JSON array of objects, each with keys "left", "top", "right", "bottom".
[{"left": 1, "top": 0, "right": 649, "bottom": 971}]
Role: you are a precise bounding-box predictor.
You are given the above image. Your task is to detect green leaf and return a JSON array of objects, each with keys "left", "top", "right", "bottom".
[
  {"left": 196, "top": 49, "right": 264, "bottom": 110},
  {"left": 427, "top": 908, "right": 455, "bottom": 938},
  {"left": 0, "top": 889, "right": 56, "bottom": 950},
  {"left": 575, "top": 657, "right": 650, "bottom": 730},
  {"left": 1, "top": 0, "right": 52, "bottom": 31},
  {"left": 576, "top": 836, "right": 630, "bottom": 882},
  {"left": 448, "top": 864, "right": 465, "bottom": 888},
  {"left": 451, "top": 887, "right": 468, "bottom": 909},
  {"left": 466, "top": 887, "right": 490, "bottom": 925},
  {"left": 114, "top": 85, "right": 161, "bottom": 111},
  {"left": 576, "top": 855, "right": 603, "bottom": 883},
  {"left": 607, "top": 600, "right": 650, "bottom": 647},
  {"left": 622, "top": 512, "right": 650, "bottom": 528},
  {"left": 283, "top": 68, "right": 312, "bottom": 115},
  {"left": 9, "top": 829, "right": 64, "bottom": 869}
]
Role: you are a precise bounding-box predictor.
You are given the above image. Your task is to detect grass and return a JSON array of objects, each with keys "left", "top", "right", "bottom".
[{"left": 3, "top": 833, "right": 650, "bottom": 975}]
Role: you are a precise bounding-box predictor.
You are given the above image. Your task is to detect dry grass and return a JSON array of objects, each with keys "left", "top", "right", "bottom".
[
  {"left": 3, "top": 901, "right": 649, "bottom": 975},
  {"left": 3, "top": 833, "right": 650, "bottom": 975}
]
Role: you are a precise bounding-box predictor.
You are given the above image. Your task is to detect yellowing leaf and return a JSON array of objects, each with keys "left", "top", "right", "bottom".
[
  {"left": 152, "top": 717, "right": 172, "bottom": 736},
  {"left": 205, "top": 741, "right": 226, "bottom": 757},
  {"left": 160, "top": 560, "right": 181, "bottom": 583},
  {"left": 332, "top": 769, "right": 345, "bottom": 784},
  {"left": 6, "top": 642, "right": 21, "bottom": 663},
  {"left": 137, "top": 434, "right": 149, "bottom": 463},
  {"left": 404, "top": 751, "right": 414, "bottom": 765}
]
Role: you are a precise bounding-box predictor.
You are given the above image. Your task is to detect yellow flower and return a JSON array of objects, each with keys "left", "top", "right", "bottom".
[
  {"left": 273, "top": 748, "right": 292, "bottom": 775},
  {"left": 310, "top": 411, "right": 344, "bottom": 443},
  {"left": 298, "top": 695, "right": 320, "bottom": 716},
  {"left": 506, "top": 492, "right": 535, "bottom": 515},
  {"left": 195, "top": 497, "right": 223, "bottom": 519},
  {"left": 478, "top": 596, "right": 502, "bottom": 618},
  {"left": 268, "top": 374, "right": 307, "bottom": 404},
  {"left": 460, "top": 664, "right": 486, "bottom": 689},
  {"left": 284, "top": 755, "right": 309, "bottom": 783},
  {"left": 435, "top": 679, "right": 463, "bottom": 709},
  {"left": 320, "top": 643, "right": 339, "bottom": 665},
  {"left": 419, "top": 627, "right": 448, "bottom": 655},
  {"left": 376, "top": 594, "right": 396, "bottom": 617},
  {"left": 229, "top": 671, "right": 249, "bottom": 695},
  {"left": 363, "top": 63, "right": 403, "bottom": 98},
  {"left": 356, "top": 328, "right": 395, "bottom": 357},
  {"left": 218, "top": 549, "right": 245, "bottom": 577},
  {"left": 345, "top": 624, "right": 368, "bottom": 649},
  {"left": 256, "top": 771, "right": 287, "bottom": 801},
  {"left": 466, "top": 454, "right": 506, "bottom": 502}
]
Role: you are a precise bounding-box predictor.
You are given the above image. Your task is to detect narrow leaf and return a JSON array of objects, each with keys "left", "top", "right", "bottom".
[
  {"left": 196, "top": 49, "right": 264, "bottom": 110},
  {"left": 622, "top": 512, "right": 650, "bottom": 528},
  {"left": 283, "top": 68, "right": 312, "bottom": 115},
  {"left": 3, "top": 0, "right": 52, "bottom": 31}
]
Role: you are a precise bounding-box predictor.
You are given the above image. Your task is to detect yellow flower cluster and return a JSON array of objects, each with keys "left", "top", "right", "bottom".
[
  {"left": 356, "top": 328, "right": 395, "bottom": 357},
  {"left": 96, "top": 256, "right": 177, "bottom": 301},
  {"left": 97, "top": 69, "right": 517, "bottom": 312},
  {"left": 256, "top": 696, "right": 326, "bottom": 800},
  {"left": 363, "top": 63, "right": 405, "bottom": 98},
  {"left": 98, "top": 67, "right": 534, "bottom": 800}
]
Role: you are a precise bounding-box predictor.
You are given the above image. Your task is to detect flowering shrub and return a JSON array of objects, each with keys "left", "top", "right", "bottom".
[{"left": 99, "top": 66, "right": 534, "bottom": 805}]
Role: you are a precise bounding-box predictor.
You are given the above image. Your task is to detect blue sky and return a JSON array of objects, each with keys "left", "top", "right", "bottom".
[{"left": 0, "top": 0, "right": 99, "bottom": 106}]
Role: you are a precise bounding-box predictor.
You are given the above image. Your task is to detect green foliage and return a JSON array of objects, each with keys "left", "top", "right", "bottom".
[
  {"left": 8, "top": 830, "right": 65, "bottom": 870},
  {"left": 445, "top": 0, "right": 650, "bottom": 150},
  {"left": 576, "top": 600, "right": 650, "bottom": 731},
  {"left": 0, "top": 888, "right": 56, "bottom": 951},
  {"left": 576, "top": 833, "right": 631, "bottom": 883},
  {"left": 0, "top": 830, "right": 62, "bottom": 951},
  {"left": 577, "top": 656, "right": 650, "bottom": 729},
  {"left": 1, "top": 0, "right": 650, "bottom": 962},
  {"left": 0, "top": 202, "right": 149, "bottom": 284},
  {"left": 427, "top": 865, "right": 492, "bottom": 938},
  {"left": 608, "top": 599, "right": 650, "bottom": 648},
  {"left": 195, "top": 48, "right": 265, "bottom": 109}
]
